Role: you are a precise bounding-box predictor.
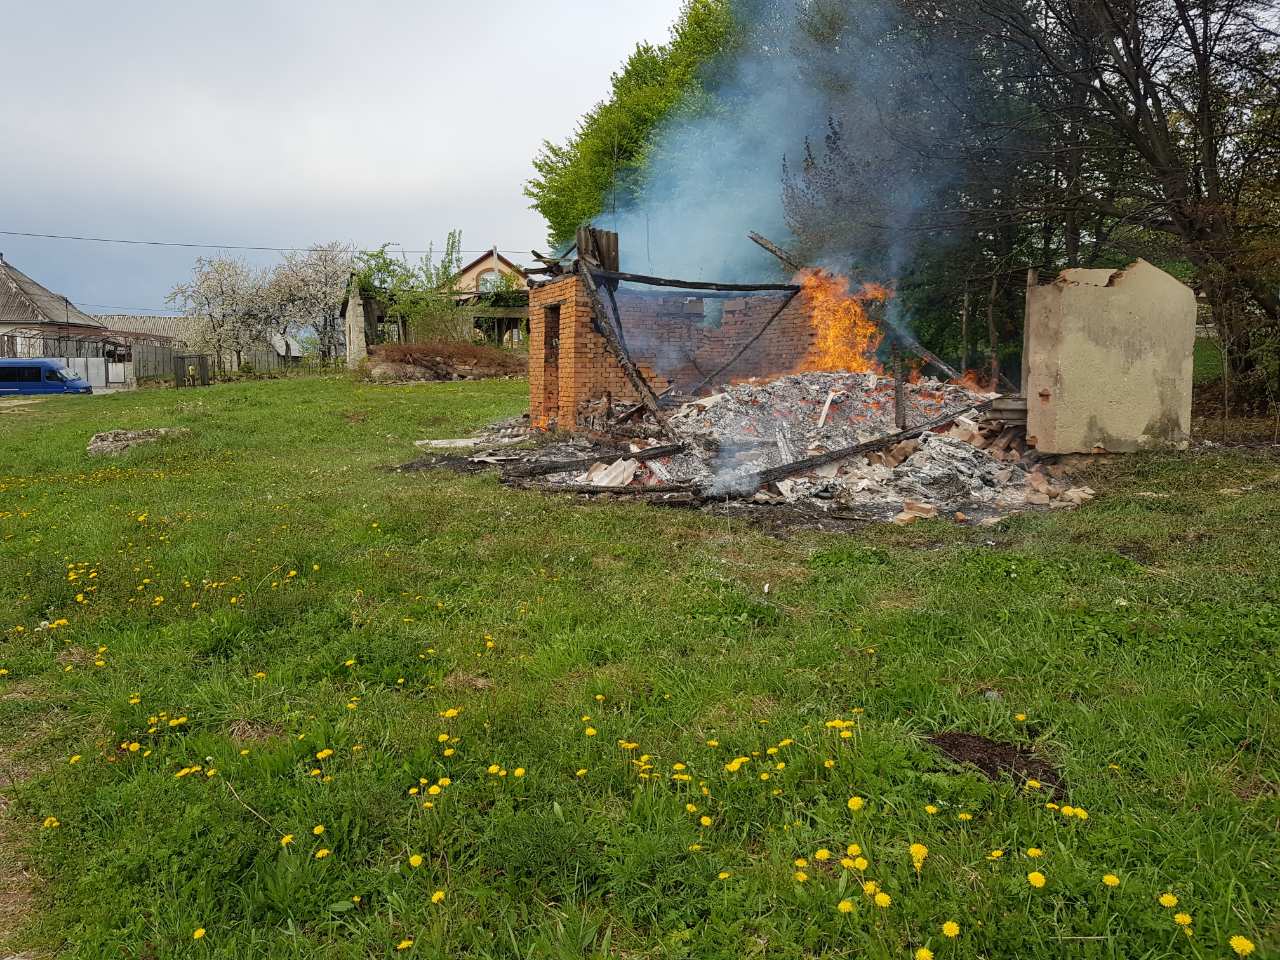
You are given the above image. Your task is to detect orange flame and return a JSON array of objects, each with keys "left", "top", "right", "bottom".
[
  {"left": 950, "top": 370, "right": 991, "bottom": 392},
  {"left": 795, "top": 269, "right": 890, "bottom": 374}
]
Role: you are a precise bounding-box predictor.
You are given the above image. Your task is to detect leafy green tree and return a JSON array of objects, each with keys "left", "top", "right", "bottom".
[
  {"left": 354, "top": 232, "right": 468, "bottom": 341},
  {"left": 524, "top": 0, "right": 737, "bottom": 247}
]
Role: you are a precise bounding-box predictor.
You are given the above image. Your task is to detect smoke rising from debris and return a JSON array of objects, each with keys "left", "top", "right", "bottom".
[{"left": 598, "top": 0, "right": 972, "bottom": 286}]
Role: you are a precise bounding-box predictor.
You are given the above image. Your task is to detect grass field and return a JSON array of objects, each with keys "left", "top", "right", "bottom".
[{"left": 0, "top": 376, "right": 1276, "bottom": 960}]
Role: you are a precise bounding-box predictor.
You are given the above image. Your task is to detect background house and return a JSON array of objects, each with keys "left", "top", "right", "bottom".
[
  {"left": 453, "top": 248, "right": 529, "bottom": 293},
  {"left": 1, "top": 254, "right": 108, "bottom": 339},
  {"left": 452, "top": 248, "right": 529, "bottom": 347},
  {"left": 1, "top": 255, "right": 165, "bottom": 386}
]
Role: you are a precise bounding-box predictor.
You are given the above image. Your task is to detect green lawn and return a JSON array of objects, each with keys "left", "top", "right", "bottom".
[
  {"left": 0, "top": 376, "right": 1276, "bottom": 960},
  {"left": 1194, "top": 337, "right": 1224, "bottom": 386}
]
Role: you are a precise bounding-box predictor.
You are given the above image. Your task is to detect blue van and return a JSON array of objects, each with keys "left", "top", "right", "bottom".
[{"left": 0, "top": 359, "right": 93, "bottom": 395}]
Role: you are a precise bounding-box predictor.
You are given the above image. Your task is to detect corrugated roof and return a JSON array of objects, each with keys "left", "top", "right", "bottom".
[
  {"left": 96, "top": 313, "right": 201, "bottom": 343},
  {"left": 0, "top": 257, "right": 104, "bottom": 329}
]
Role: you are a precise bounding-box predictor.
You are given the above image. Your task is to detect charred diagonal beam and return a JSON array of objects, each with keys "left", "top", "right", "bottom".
[
  {"left": 578, "top": 257, "right": 668, "bottom": 428},
  {"left": 735, "top": 398, "right": 996, "bottom": 493},
  {"left": 589, "top": 267, "right": 800, "bottom": 294},
  {"left": 685, "top": 288, "right": 802, "bottom": 395},
  {"left": 748, "top": 231, "right": 804, "bottom": 271},
  {"left": 502, "top": 443, "right": 686, "bottom": 479}
]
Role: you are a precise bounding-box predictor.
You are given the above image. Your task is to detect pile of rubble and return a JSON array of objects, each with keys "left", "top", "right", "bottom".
[
  {"left": 87, "top": 428, "right": 189, "bottom": 456},
  {"left": 407, "top": 372, "right": 1097, "bottom": 524}
]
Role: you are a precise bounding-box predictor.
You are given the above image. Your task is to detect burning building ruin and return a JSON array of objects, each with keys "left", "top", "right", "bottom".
[{"left": 417, "top": 227, "right": 1193, "bottom": 524}]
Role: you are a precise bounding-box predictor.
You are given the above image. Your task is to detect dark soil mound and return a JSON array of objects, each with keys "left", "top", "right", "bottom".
[{"left": 929, "top": 731, "right": 1064, "bottom": 799}]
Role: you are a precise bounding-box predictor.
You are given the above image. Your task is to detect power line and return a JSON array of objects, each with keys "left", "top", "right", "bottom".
[
  {"left": 0, "top": 229, "right": 530, "bottom": 256},
  {"left": 77, "top": 302, "right": 183, "bottom": 314}
]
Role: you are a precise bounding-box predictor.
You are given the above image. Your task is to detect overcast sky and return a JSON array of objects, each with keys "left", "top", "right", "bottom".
[{"left": 0, "top": 0, "right": 685, "bottom": 314}]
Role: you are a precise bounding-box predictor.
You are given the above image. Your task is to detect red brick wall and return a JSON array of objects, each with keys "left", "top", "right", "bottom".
[{"left": 528, "top": 273, "right": 817, "bottom": 430}]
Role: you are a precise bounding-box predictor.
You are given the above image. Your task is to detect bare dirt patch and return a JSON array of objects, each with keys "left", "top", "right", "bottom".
[
  {"left": 443, "top": 671, "right": 494, "bottom": 692},
  {"left": 227, "top": 719, "right": 285, "bottom": 743},
  {"left": 928, "top": 731, "right": 1064, "bottom": 799}
]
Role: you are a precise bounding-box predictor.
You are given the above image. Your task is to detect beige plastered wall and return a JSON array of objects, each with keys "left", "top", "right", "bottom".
[{"left": 1025, "top": 259, "right": 1195, "bottom": 453}]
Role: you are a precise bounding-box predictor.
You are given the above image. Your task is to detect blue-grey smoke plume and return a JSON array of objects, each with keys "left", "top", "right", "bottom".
[{"left": 598, "top": 0, "right": 972, "bottom": 286}]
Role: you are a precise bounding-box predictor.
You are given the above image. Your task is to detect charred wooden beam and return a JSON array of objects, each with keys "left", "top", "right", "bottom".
[
  {"left": 589, "top": 268, "right": 800, "bottom": 294},
  {"left": 748, "top": 231, "right": 804, "bottom": 271},
  {"left": 736, "top": 398, "right": 996, "bottom": 492},
  {"left": 684, "top": 288, "right": 802, "bottom": 395},
  {"left": 578, "top": 256, "right": 668, "bottom": 429}
]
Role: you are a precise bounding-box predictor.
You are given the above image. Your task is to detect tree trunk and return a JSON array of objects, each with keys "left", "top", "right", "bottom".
[{"left": 987, "top": 272, "right": 1000, "bottom": 390}]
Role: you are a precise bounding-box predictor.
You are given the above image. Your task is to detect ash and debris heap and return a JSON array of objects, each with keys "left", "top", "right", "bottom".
[{"left": 413, "top": 370, "right": 1095, "bottom": 525}]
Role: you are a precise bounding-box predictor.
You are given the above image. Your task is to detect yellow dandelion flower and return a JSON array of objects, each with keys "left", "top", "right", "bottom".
[
  {"left": 1174, "top": 913, "right": 1192, "bottom": 927},
  {"left": 1026, "top": 847, "right": 1043, "bottom": 858},
  {"left": 584, "top": 727, "right": 597, "bottom": 737},
  {"left": 396, "top": 939, "right": 414, "bottom": 951},
  {"left": 409, "top": 854, "right": 423, "bottom": 868},
  {"left": 1102, "top": 873, "right": 1120, "bottom": 887},
  {"left": 847, "top": 796, "right": 865, "bottom": 812},
  {"left": 853, "top": 856, "right": 868, "bottom": 870},
  {"left": 846, "top": 843, "right": 861, "bottom": 856},
  {"left": 431, "top": 890, "right": 445, "bottom": 904},
  {"left": 916, "top": 949, "right": 933, "bottom": 960},
  {"left": 1229, "top": 935, "right": 1256, "bottom": 956},
  {"left": 910, "top": 843, "right": 928, "bottom": 871},
  {"left": 315, "top": 749, "right": 334, "bottom": 760},
  {"left": 699, "top": 815, "right": 712, "bottom": 827},
  {"left": 280, "top": 834, "right": 294, "bottom": 847},
  {"left": 815, "top": 848, "right": 831, "bottom": 861},
  {"left": 193, "top": 928, "right": 205, "bottom": 940},
  {"left": 924, "top": 804, "right": 939, "bottom": 814},
  {"left": 839, "top": 857, "right": 856, "bottom": 869},
  {"left": 942, "top": 920, "right": 960, "bottom": 938},
  {"left": 794, "top": 858, "right": 809, "bottom": 868},
  {"left": 312, "top": 825, "right": 325, "bottom": 836},
  {"left": 793, "top": 870, "right": 809, "bottom": 883},
  {"left": 314, "top": 848, "right": 331, "bottom": 859},
  {"left": 837, "top": 898, "right": 854, "bottom": 913},
  {"left": 862, "top": 880, "right": 879, "bottom": 896},
  {"left": 1027, "top": 871, "right": 1046, "bottom": 888},
  {"left": 988, "top": 849, "right": 1004, "bottom": 860},
  {"left": 717, "top": 870, "right": 731, "bottom": 880},
  {"left": 874, "top": 891, "right": 891, "bottom": 908},
  {"left": 1159, "top": 892, "right": 1178, "bottom": 908}
]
